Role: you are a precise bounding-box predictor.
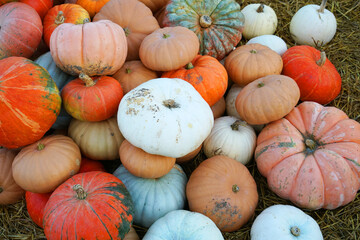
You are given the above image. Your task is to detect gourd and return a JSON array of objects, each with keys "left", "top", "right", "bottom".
[{"left": 246, "top": 35, "right": 287, "bottom": 56}]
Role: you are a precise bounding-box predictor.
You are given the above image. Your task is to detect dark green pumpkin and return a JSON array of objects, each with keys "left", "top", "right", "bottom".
[{"left": 163, "top": 0, "right": 245, "bottom": 60}]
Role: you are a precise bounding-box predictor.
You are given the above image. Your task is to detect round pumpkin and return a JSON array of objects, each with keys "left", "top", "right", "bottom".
[
  {"left": 78, "top": 157, "right": 105, "bottom": 173},
  {"left": 0, "top": 2, "right": 42, "bottom": 60},
  {"left": 224, "top": 43, "right": 283, "bottom": 87},
  {"left": 0, "top": 148, "right": 25, "bottom": 205},
  {"left": 93, "top": 0, "right": 160, "bottom": 61},
  {"left": 255, "top": 101, "right": 360, "bottom": 210},
  {"left": 235, "top": 74, "right": 300, "bottom": 125},
  {"left": 186, "top": 155, "right": 258, "bottom": 232},
  {"left": 162, "top": 55, "right": 228, "bottom": 106},
  {"left": 50, "top": 19, "right": 127, "bottom": 77},
  {"left": 0, "top": 57, "right": 61, "bottom": 149},
  {"left": 282, "top": 45, "right": 342, "bottom": 104},
  {"left": 12, "top": 135, "right": 81, "bottom": 193},
  {"left": 163, "top": 0, "right": 245, "bottom": 60},
  {"left": 76, "top": 0, "right": 110, "bottom": 17},
  {"left": 25, "top": 191, "right": 52, "bottom": 228},
  {"left": 43, "top": 171, "right": 134, "bottom": 240},
  {"left": 20, "top": 0, "right": 53, "bottom": 20}
]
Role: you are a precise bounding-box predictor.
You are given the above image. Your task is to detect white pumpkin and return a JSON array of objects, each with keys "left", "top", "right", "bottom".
[
  {"left": 241, "top": 3, "right": 278, "bottom": 39},
  {"left": 143, "top": 210, "right": 224, "bottom": 240},
  {"left": 246, "top": 35, "right": 287, "bottom": 56},
  {"left": 290, "top": 0, "right": 337, "bottom": 47},
  {"left": 113, "top": 164, "right": 187, "bottom": 228},
  {"left": 204, "top": 116, "right": 256, "bottom": 165},
  {"left": 251, "top": 204, "right": 323, "bottom": 240},
  {"left": 117, "top": 78, "right": 214, "bottom": 158}
]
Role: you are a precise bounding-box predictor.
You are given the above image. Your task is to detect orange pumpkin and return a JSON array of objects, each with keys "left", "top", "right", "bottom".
[
  {"left": 186, "top": 155, "right": 258, "bottom": 232},
  {"left": 76, "top": 0, "right": 110, "bottom": 17},
  {"left": 162, "top": 55, "right": 228, "bottom": 106},
  {"left": 93, "top": 0, "right": 160, "bottom": 61},
  {"left": 20, "top": 0, "right": 53, "bottom": 20},
  {"left": 176, "top": 143, "right": 202, "bottom": 164}
]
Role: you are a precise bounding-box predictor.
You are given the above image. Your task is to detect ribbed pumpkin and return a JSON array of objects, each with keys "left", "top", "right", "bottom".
[
  {"left": 0, "top": 2, "right": 43, "bottom": 60},
  {"left": 162, "top": 55, "right": 228, "bottom": 106},
  {"left": 0, "top": 148, "right": 25, "bottom": 205},
  {"left": 282, "top": 45, "right": 342, "bottom": 104},
  {"left": 163, "top": 0, "right": 245, "bottom": 60},
  {"left": 50, "top": 20, "right": 127, "bottom": 77},
  {"left": 43, "top": 3, "right": 90, "bottom": 47},
  {"left": 20, "top": 0, "right": 53, "bottom": 20},
  {"left": 186, "top": 155, "right": 258, "bottom": 232},
  {"left": 76, "top": 0, "right": 110, "bottom": 17},
  {"left": 93, "top": 0, "right": 160, "bottom": 61},
  {"left": 255, "top": 101, "right": 360, "bottom": 210},
  {"left": 0, "top": 57, "right": 61, "bottom": 149},
  {"left": 43, "top": 171, "right": 134, "bottom": 240}
]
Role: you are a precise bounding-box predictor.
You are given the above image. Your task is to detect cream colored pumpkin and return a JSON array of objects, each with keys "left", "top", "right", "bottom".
[{"left": 246, "top": 34, "right": 287, "bottom": 56}]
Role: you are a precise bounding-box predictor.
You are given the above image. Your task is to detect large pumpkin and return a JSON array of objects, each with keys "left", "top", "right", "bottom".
[
  {"left": 43, "top": 171, "right": 134, "bottom": 240},
  {"left": 255, "top": 101, "right": 360, "bottom": 210},
  {"left": 163, "top": 0, "right": 245, "bottom": 60},
  {"left": 0, "top": 57, "right": 61, "bottom": 149},
  {"left": 0, "top": 2, "right": 43, "bottom": 60},
  {"left": 20, "top": 0, "right": 53, "bottom": 20}
]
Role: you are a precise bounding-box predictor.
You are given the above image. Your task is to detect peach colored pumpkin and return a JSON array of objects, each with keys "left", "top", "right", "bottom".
[
  {"left": 94, "top": 0, "right": 160, "bottom": 61},
  {"left": 255, "top": 101, "right": 360, "bottom": 210}
]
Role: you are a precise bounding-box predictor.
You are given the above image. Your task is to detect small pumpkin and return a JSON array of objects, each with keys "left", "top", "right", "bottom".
[
  {"left": 20, "top": 0, "right": 53, "bottom": 20},
  {"left": 246, "top": 34, "right": 287, "bottom": 56},
  {"left": 76, "top": 0, "right": 110, "bottom": 17}
]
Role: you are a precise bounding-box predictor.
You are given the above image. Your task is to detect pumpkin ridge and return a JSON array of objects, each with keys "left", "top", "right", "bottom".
[
  {"left": 59, "top": 203, "right": 75, "bottom": 240},
  {"left": 45, "top": 198, "right": 75, "bottom": 233},
  {"left": 84, "top": 200, "right": 114, "bottom": 239}
]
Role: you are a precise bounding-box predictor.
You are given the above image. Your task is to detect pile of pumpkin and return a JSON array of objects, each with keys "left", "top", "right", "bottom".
[{"left": 0, "top": 0, "right": 359, "bottom": 239}]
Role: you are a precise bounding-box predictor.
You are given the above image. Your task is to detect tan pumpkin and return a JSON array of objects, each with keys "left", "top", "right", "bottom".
[
  {"left": 138, "top": 0, "right": 169, "bottom": 12},
  {"left": 225, "top": 43, "right": 283, "bottom": 87},
  {"left": 211, "top": 96, "right": 226, "bottom": 119},
  {"left": 68, "top": 117, "right": 125, "bottom": 160},
  {"left": 176, "top": 143, "right": 202, "bottom": 164},
  {"left": 120, "top": 140, "right": 176, "bottom": 179},
  {"left": 235, "top": 75, "right": 300, "bottom": 125},
  {"left": 93, "top": 0, "right": 160, "bottom": 61},
  {"left": 12, "top": 135, "right": 81, "bottom": 193},
  {"left": 124, "top": 227, "right": 140, "bottom": 240},
  {"left": 112, "top": 60, "right": 158, "bottom": 94},
  {"left": 139, "top": 26, "right": 200, "bottom": 71},
  {"left": 0, "top": 148, "right": 25, "bottom": 205}
]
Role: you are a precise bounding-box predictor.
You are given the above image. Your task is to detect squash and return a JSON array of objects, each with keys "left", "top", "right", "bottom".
[
  {"left": 20, "top": 0, "right": 53, "bottom": 20},
  {"left": 117, "top": 78, "right": 214, "bottom": 158},
  {"left": 246, "top": 34, "right": 287, "bottom": 56},
  {"left": 0, "top": 2, "right": 42, "bottom": 60},
  {"left": 255, "top": 101, "right": 360, "bottom": 210},
  {"left": 113, "top": 164, "right": 187, "bottom": 228},
  {"left": 76, "top": 0, "right": 110, "bottom": 17},
  {"left": 43, "top": 171, "right": 134, "bottom": 240}
]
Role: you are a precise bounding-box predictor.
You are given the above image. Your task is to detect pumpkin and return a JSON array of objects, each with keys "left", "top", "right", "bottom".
[
  {"left": 143, "top": 210, "right": 224, "bottom": 240},
  {"left": 241, "top": 3, "right": 278, "bottom": 40},
  {"left": 50, "top": 19, "right": 127, "bottom": 77},
  {"left": 138, "top": 0, "right": 168, "bottom": 13},
  {"left": 139, "top": 26, "right": 199, "bottom": 71},
  {"left": 76, "top": 0, "right": 110, "bottom": 17},
  {"left": 163, "top": 0, "right": 245, "bottom": 60},
  {"left": 68, "top": 117, "right": 125, "bottom": 160},
  {"left": 0, "top": 148, "right": 25, "bottom": 205},
  {"left": 125, "top": 227, "right": 140, "bottom": 240},
  {"left": 176, "top": 143, "right": 202, "bottom": 164},
  {"left": 117, "top": 78, "right": 214, "bottom": 158},
  {"left": 235, "top": 75, "right": 300, "bottom": 125},
  {"left": 20, "top": 0, "right": 53, "bottom": 20},
  {"left": 25, "top": 191, "right": 52, "bottom": 228},
  {"left": 78, "top": 157, "right": 105, "bottom": 173},
  {"left": 0, "top": 0, "right": 17, "bottom": 5},
  {"left": 154, "top": 4, "right": 166, "bottom": 27},
  {"left": 112, "top": 60, "right": 158, "bottom": 94},
  {"left": 224, "top": 43, "right": 283, "bottom": 87},
  {"left": 43, "top": 3, "right": 90, "bottom": 47},
  {"left": 203, "top": 116, "right": 257, "bottom": 165},
  {"left": 0, "top": 57, "right": 61, "bottom": 149},
  {"left": 120, "top": 140, "right": 176, "bottom": 179},
  {"left": 162, "top": 55, "right": 228, "bottom": 106},
  {"left": 290, "top": 0, "right": 337, "bottom": 47},
  {"left": 246, "top": 34, "right": 287, "bottom": 56},
  {"left": 113, "top": 164, "right": 187, "bottom": 228},
  {"left": 282, "top": 45, "right": 341, "bottom": 105},
  {"left": 211, "top": 97, "right": 226, "bottom": 119},
  {"left": 12, "top": 135, "right": 81, "bottom": 193},
  {"left": 61, "top": 74, "right": 124, "bottom": 122},
  {"left": 186, "top": 155, "right": 258, "bottom": 232},
  {"left": 251, "top": 205, "right": 323, "bottom": 240},
  {"left": 255, "top": 101, "right": 360, "bottom": 210},
  {"left": 93, "top": 0, "right": 160, "bottom": 61},
  {"left": 43, "top": 171, "right": 134, "bottom": 240},
  {"left": 0, "top": 2, "right": 43, "bottom": 60}
]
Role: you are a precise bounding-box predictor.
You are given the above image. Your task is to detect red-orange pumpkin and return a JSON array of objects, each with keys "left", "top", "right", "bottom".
[
  {"left": 20, "top": 0, "right": 53, "bottom": 20},
  {"left": 0, "top": 57, "right": 61, "bottom": 149},
  {"left": 43, "top": 171, "right": 135, "bottom": 240},
  {"left": 78, "top": 157, "right": 105, "bottom": 173},
  {"left": 255, "top": 101, "right": 360, "bottom": 210},
  {"left": 0, "top": 2, "right": 43, "bottom": 60}
]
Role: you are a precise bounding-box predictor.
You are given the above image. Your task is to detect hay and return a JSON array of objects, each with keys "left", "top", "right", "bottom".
[{"left": 1, "top": 0, "right": 359, "bottom": 239}]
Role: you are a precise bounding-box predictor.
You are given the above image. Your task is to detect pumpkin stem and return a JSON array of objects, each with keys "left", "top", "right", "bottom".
[
  {"left": 73, "top": 184, "right": 87, "bottom": 200},
  {"left": 318, "top": 0, "right": 327, "bottom": 13},
  {"left": 163, "top": 99, "right": 180, "bottom": 109},
  {"left": 290, "top": 226, "right": 301, "bottom": 236},
  {"left": 37, "top": 143, "right": 45, "bottom": 151},
  {"left": 79, "top": 73, "right": 96, "bottom": 87},
  {"left": 163, "top": 33, "right": 170, "bottom": 39},
  {"left": 125, "top": 68, "right": 132, "bottom": 74},
  {"left": 123, "top": 27, "right": 130, "bottom": 37},
  {"left": 232, "top": 184, "right": 240, "bottom": 193},
  {"left": 316, "top": 52, "right": 327, "bottom": 66},
  {"left": 257, "top": 82, "right": 265, "bottom": 88},
  {"left": 305, "top": 139, "right": 317, "bottom": 150},
  {"left": 257, "top": 4, "right": 265, "bottom": 13},
  {"left": 83, "top": 18, "right": 90, "bottom": 24},
  {"left": 231, "top": 120, "right": 247, "bottom": 131},
  {"left": 250, "top": 49, "right": 257, "bottom": 54},
  {"left": 54, "top": 11, "right": 65, "bottom": 25},
  {"left": 199, "top": 15, "right": 212, "bottom": 28},
  {"left": 185, "top": 62, "right": 194, "bottom": 69}
]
